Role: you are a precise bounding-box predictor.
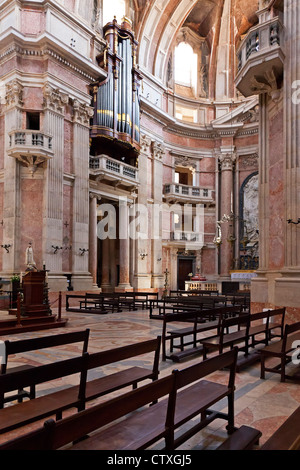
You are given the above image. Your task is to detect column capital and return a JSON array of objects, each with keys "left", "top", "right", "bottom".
[
  {"left": 73, "top": 99, "right": 94, "bottom": 127},
  {"left": 218, "top": 151, "right": 237, "bottom": 171},
  {"left": 43, "top": 83, "right": 69, "bottom": 114},
  {"left": 5, "top": 80, "right": 23, "bottom": 110},
  {"left": 140, "top": 134, "right": 152, "bottom": 154},
  {"left": 152, "top": 140, "right": 165, "bottom": 160}
]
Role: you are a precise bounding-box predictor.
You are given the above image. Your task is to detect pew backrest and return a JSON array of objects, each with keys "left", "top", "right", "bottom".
[{"left": 1, "top": 329, "right": 90, "bottom": 374}]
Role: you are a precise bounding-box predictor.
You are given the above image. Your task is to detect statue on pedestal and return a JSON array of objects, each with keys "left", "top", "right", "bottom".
[{"left": 25, "top": 242, "right": 37, "bottom": 272}]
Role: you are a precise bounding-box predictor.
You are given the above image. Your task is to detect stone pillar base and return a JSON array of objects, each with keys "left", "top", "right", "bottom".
[
  {"left": 115, "top": 284, "right": 133, "bottom": 293},
  {"left": 70, "top": 273, "right": 94, "bottom": 292},
  {"left": 133, "top": 274, "right": 152, "bottom": 290},
  {"left": 47, "top": 274, "right": 68, "bottom": 293},
  {"left": 151, "top": 274, "right": 164, "bottom": 289}
]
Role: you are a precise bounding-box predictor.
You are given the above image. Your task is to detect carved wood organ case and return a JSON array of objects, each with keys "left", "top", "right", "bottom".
[{"left": 91, "top": 18, "right": 142, "bottom": 164}]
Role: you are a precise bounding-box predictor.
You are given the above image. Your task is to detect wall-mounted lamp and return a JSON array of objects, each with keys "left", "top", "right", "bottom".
[
  {"left": 157, "top": 257, "right": 162, "bottom": 262},
  {"left": 1, "top": 244, "right": 11, "bottom": 253},
  {"left": 79, "top": 248, "right": 89, "bottom": 256},
  {"left": 139, "top": 252, "right": 148, "bottom": 260},
  {"left": 52, "top": 245, "right": 63, "bottom": 254},
  {"left": 287, "top": 218, "right": 300, "bottom": 225}
]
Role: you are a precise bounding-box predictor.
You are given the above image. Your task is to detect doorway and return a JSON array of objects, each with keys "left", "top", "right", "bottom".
[{"left": 177, "top": 257, "right": 195, "bottom": 290}]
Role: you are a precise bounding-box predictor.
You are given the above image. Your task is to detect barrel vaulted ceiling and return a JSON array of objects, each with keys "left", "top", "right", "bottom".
[{"left": 134, "top": 0, "right": 259, "bottom": 83}]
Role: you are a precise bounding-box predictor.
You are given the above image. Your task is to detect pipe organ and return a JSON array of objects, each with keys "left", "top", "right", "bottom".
[{"left": 91, "top": 17, "right": 142, "bottom": 160}]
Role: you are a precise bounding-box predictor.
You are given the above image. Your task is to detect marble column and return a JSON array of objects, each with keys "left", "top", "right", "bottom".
[
  {"left": 71, "top": 99, "right": 95, "bottom": 291},
  {"left": 116, "top": 198, "right": 132, "bottom": 291},
  {"left": 89, "top": 194, "right": 99, "bottom": 287},
  {"left": 2, "top": 80, "right": 23, "bottom": 275},
  {"left": 133, "top": 134, "right": 152, "bottom": 289},
  {"left": 42, "top": 84, "right": 68, "bottom": 291},
  {"left": 101, "top": 237, "right": 111, "bottom": 292},
  {"left": 151, "top": 140, "right": 165, "bottom": 289},
  {"left": 218, "top": 150, "right": 236, "bottom": 277}
]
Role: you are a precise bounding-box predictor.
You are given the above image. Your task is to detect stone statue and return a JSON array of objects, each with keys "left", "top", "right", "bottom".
[{"left": 25, "top": 242, "right": 37, "bottom": 271}]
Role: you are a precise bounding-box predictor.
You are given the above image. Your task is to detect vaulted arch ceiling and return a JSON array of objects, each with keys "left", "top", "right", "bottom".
[{"left": 135, "top": 0, "right": 259, "bottom": 84}]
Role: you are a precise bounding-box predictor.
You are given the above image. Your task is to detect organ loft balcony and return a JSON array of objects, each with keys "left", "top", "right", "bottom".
[
  {"left": 235, "top": 2, "right": 284, "bottom": 99},
  {"left": 89, "top": 154, "right": 139, "bottom": 190}
]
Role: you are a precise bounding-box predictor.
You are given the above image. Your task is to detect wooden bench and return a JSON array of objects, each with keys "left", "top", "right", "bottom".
[
  {"left": 248, "top": 308, "right": 285, "bottom": 349},
  {"left": 162, "top": 306, "right": 242, "bottom": 362},
  {"left": 0, "top": 348, "right": 238, "bottom": 451},
  {"left": 0, "top": 354, "right": 89, "bottom": 434},
  {"left": 201, "top": 315, "right": 250, "bottom": 360},
  {"left": 0, "top": 329, "right": 90, "bottom": 407},
  {"left": 217, "top": 425, "right": 262, "bottom": 450},
  {"left": 201, "top": 309, "right": 286, "bottom": 371},
  {"left": 260, "top": 321, "right": 300, "bottom": 382},
  {"left": 149, "top": 295, "right": 227, "bottom": 319},
  {"left": 0, "top": 336, "right": 161, "bottom": 435},
  {"left": 260, "top": 405, "right": 300, "bottom": 450}
]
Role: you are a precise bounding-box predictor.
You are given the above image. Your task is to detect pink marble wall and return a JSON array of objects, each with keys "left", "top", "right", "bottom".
[
  {"left": 64, "top": 114, "right": 73, "bottom": 174},
  {"left": 202, "top": 248, "right": 216, "bottom": 275},
  {"left": 0, "top": 183, "right": 3, "bottom": 272},
  {"left": 268, "top": 108, "right": 284, "bottom": 270},
  {"left": 62, "top": 185, "right": 73, "bottom": 272},
  {"left": 0, "top": 113, "right": 4, "bottom": 169},
  {"left": 21, "top": 9, "right": 44, "bottom": 35},
  {"left": 20, "top": 178, "right": 44, "bottom": 271}
]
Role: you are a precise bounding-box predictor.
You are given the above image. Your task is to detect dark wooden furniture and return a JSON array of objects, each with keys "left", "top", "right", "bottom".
[
  {"left": 0, "top": 336, "right": 161, "bottom": 435},
  {"left": 260, "top": 321, "right": 300, "bottom": 382},
  {"left": 83, "top": 336, "right": 161, "bottom": 404},
  {"left": 217, "top": 425, "right": 262, "bottom": 450},
  {"left": 21, "top": 271, "right": 51, "bottom": 317},
  {"left": 0, "top": 354, "right": 89, "bottom": 434},
  {"left": 0, "top": 348, "right": 238, "bottom": 450},
  {"left": 0, "top": 329, "right": 90, "bottom": 407},
  {"left": 201, "top": 315, "right": 250, "bottom": 359},
  {"left": 260, "top": 406, "right": 300, "bottom": 450},
  {"left": 161, "top": 306, "right": 242, "bottom": 362}
]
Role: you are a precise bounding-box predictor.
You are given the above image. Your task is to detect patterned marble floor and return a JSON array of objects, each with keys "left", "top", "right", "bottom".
[{"left": 0, "top": 306, "right": 299, "bottom": 451}]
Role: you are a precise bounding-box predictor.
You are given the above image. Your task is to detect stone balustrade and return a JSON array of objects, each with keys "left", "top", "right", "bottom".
[
  {"left": 236, "top": 16, "right": 284, "bottom": 98},
  {"left": 89, "top": 155, "right": 139, "bottom": 188},
  {"left": 163, "top": 182, "right": 214, "bottom": 203}
]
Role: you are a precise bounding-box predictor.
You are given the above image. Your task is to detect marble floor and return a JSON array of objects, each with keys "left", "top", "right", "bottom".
[{"left": 0, "top": 306, "right": 299, "bottom": 451}]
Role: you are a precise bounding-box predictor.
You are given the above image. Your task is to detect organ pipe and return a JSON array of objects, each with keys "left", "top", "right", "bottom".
[{"left": 91, "top": 17, "right": 142, "bottom": 156}]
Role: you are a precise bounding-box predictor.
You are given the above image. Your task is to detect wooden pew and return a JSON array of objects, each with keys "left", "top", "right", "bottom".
[
  {"left": 0, "top": 354, "right": 89, "bottom": 434},
  {"left": 201, "top": 309, "right": 286, "bottom": 371},
  {"left": 201, "top": 315, "right": 250, "bottom": 360},
  {"left": 260, "top": 321, "right": 300, "bottom": 382},
  {"left": 161, "top": 306, "right": 242, "bottom": 362},
  {"left": 0, "top": 329, "right": 90, "bottom": 407},
  {"left": 217, "top": 425, "right": 262, "bottom": 450},
  {"left": 260, "top": 406, "right": 300, "bottom": 450},
  {"left": 0, "top": 336, "right": 161, "bottom": 435},
  {"left": 0, "top": 348, "right": 238, "bottom": 451},
  {"left": 83, "top": 336, "right": 161, "bottom": 403}
]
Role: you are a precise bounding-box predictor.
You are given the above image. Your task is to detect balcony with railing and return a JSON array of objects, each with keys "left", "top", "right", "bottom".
[
  {"left": 8, "top": 130, "right": 53, "bottom": 159},
  {"left": 235, "top": 10, "right": 284, "bottom": 98},
  {"left": 163, "top": 183, "right": 214, "bottom": 204},
  {"left": 169, "top": 230, "right": 204, "bottom": 248},
  {"left": 89, "top": 155, "right": 139, "bottom": 188},
  {"left": 7, "top": 130, "right": 54, "bottom": 174}
]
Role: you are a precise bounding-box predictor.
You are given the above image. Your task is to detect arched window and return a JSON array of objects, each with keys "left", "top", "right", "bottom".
[
  {"left": 174, "top": 42, "right": 198, "bottom": 93},
  {"left": 103, "top": 0, "right": 126, "bottom": 25}
]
